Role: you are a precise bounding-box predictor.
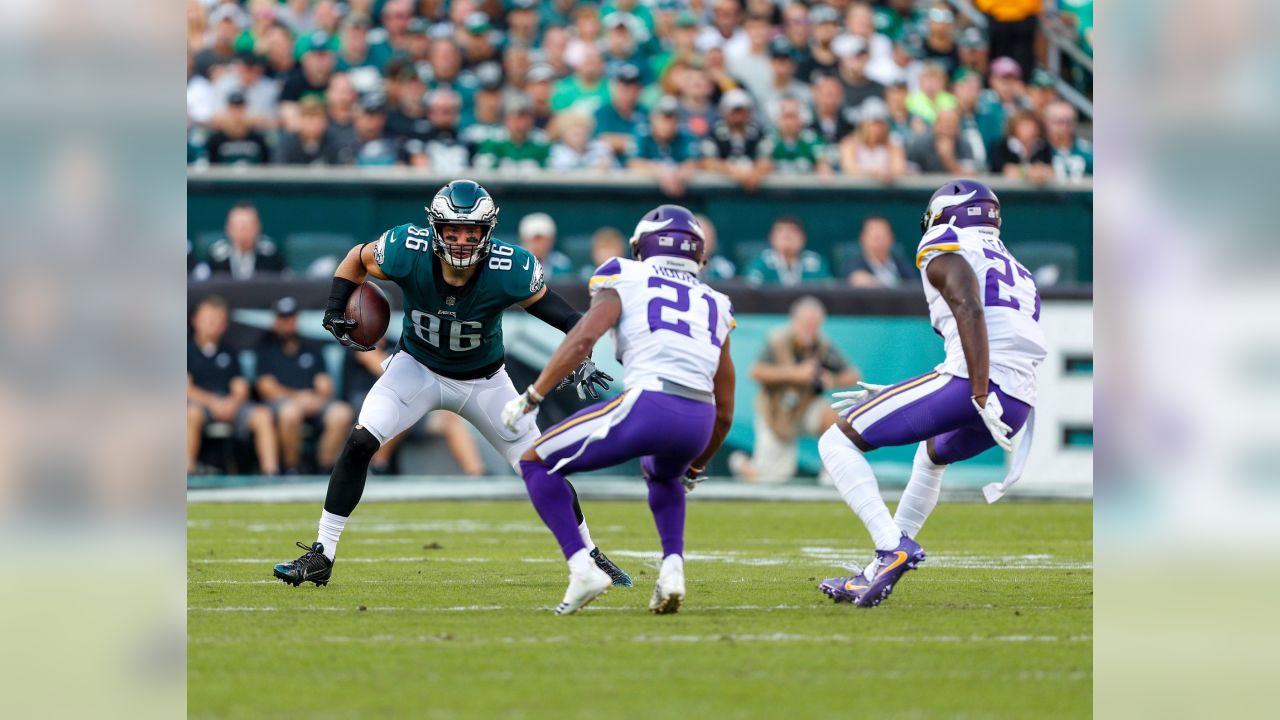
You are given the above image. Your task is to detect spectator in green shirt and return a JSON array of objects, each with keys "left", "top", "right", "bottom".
[
  {"left": 1028, "top": 69, "right": 1060, "bottom": 117},
  {"left": 506, "top": 0, "right": 542, "bottom": 48},
  {"left": 770, "top": 96, "right": 831, "bottom": 176},
  {"left": 594, "top": 64, "right": 648, "bottom": 158},
  {"left": 956, "top": 26, "right": 989, "bottom": 78},
  {"left": 551, "top": 44, "right": 610, "bottom": 113},
  {"left": 649, "top": 10, "right": 700, "bottom": 80},
  {"left": 335, "top": 12, "right": 375, "bottom": 73},
  {"left": 743, "top": 216, "right": 833, "bottom": 287},
  {"left": 627, "top": 96, "right": 701, "bottom": 197},
  {"left": 365, "top": 0, "right": 413, "bottom": 72},
  {"left": 473, "top": 95, "right": 551, "bottom": 170},
  {"left": 976, "top": 57, "right": 1028, "bottom": 153},
  {"left": 1044, "top": 101, "right": 1093, "bottom": 181},
  {"left": 904, "top": 62, "right": 957, "bottom": 125}
]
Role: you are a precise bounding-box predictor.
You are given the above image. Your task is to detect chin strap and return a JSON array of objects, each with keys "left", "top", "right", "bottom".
[{"left": 982, "top": 409, "right": 1035, "bottom": 504}]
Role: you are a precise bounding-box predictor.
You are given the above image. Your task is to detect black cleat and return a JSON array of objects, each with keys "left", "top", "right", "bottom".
[
  {"left": 273, "top": 542, "right": 333, "bottom": 587},
  {"left": 591, "top": 547, "right": 633, "bottom": 588}
]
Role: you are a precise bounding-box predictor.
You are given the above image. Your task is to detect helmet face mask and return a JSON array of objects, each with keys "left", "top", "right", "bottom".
[
  {"left": 426, "top": 180, "right": 499, "bottom": 269},
  {"left": 920, "top": 178, "right": 1001, "bottom": 234}
]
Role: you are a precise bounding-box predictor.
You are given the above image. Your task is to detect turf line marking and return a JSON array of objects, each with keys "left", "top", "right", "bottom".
[{"left": 298, "top": 632, "right": 1091, "bottom": 645}]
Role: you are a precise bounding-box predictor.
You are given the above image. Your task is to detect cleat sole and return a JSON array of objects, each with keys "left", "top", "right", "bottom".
[{"left": 649, "top": 592, "right": 683, "bottom": 615}]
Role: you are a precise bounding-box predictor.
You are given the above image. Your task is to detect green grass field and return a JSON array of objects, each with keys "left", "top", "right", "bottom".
[{"left": 188, "top": 499, "right": 1092, "bottom": 719}]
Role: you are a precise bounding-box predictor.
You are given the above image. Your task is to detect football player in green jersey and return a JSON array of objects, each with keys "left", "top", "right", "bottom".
[{"left": 273, "top": 180, "right": 632, "bottom": 588}]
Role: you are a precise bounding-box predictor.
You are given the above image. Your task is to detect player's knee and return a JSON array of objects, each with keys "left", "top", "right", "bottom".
[
  {"left": 342, "top": 425, "right": 382, "bottom": 463},
  {"left": 818, "top": 425, "right": 853, "bottom": 461}
]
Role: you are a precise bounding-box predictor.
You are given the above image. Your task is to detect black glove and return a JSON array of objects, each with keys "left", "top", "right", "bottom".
[
  {"left": 556, "top": 357, "right": 614, "bottom": 400},
  {"left": 681, "top": 465, "right": 707, "bottom": 493},
  {"left": 322, "top": 308, "right": 373, "bottom": 352}
]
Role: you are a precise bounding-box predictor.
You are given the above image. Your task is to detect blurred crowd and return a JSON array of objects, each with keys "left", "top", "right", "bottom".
[{"left": 186, "top": 0, "right": 1094, "bottom": 188}]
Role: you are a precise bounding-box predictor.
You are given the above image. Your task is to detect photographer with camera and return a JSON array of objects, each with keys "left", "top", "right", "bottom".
[{"left": 730, "top": 296, "right": 860, "bottom": 484}]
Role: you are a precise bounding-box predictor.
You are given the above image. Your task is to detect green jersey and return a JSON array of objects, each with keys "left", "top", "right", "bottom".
[
  {"left": 770, "top": 129, "right": 826, "bottom": 174},
  {"left": 374, "top": 224, "right": 545, "bottom": 377}
]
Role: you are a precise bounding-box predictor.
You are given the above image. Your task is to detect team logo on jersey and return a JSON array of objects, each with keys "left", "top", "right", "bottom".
[
  {"left": 445, "top": 296, "right": 456, "bottom": 306},
  {"left": 530, "top": 258, "right": 545, "bottom": 293}
]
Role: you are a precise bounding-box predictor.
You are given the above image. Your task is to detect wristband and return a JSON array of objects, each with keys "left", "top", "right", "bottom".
[
  {"left": 327, "top": 277, "right": 360, "bottom": 314},
  {"left": 525, "top": 385, "right": 544, "bottom": 404}
]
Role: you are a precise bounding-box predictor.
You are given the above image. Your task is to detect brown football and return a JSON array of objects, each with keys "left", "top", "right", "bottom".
[{"left": 344, "top": 281, "right": 390, "bottom": 348}]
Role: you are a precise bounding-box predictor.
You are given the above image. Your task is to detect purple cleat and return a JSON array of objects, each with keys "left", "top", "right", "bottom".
[{"left": 818, "top": 535, "right": 926, "bottom": 608}]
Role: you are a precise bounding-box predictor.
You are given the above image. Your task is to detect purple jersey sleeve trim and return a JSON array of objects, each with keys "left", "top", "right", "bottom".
[
  {"left": 592, "top": 257, "right": 623, "bottom": 278},
  {"left": 918, "top": 226, "right": 959, "bottom": 251}
]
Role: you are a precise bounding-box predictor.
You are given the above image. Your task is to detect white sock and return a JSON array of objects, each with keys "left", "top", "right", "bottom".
[
  {"left": 818, "top": 426, "right": 902, "bottom": 551},
  {"left": 659, "top": 553, "right": 684, "bottom": 577},
  {"left": 568, "top": 547, "right": 595, "bottom": 576},
  {"left": 578, "top": 520, "right": 596, "bottom": 552},
  {"left": 895, "top": 443, "right": 947, "bottom": 539},
  {"left": 316, "top": 510, "right": 347, "bottom": 561}
]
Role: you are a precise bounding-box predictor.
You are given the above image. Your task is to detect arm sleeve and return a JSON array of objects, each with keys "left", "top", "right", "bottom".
[{"left": 523, "top": 288, "right": 583, "bottom": 333}]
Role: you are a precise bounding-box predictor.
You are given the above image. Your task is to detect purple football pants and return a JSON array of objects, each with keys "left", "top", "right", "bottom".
[
  {"left": 842, "top": 371, "right": 1031, "bottom": 463},
  {"left": 519, "top": 390, "right": 715, "bottom": 559}
]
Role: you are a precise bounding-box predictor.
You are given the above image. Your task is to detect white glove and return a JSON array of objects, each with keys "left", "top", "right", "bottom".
[
  {"left": 830, "top": 382, "right": 890, "bottom": 412},
  {"left": 972, "top": 392, "right": 1014, "bottom": 451},
  {"left": 501, "top": 386, "right": 542, "bottom": 432},
  {"left": 681, "top": 466, "right": 707, "bottom": 493}
]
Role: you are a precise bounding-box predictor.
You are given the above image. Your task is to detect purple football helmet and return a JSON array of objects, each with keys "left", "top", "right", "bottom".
[
  {"left": 629, "top": 204, "right": 706, "bottom": 269},
  {"left": 920, "top": 178, "right": 1002, "bottom": 234}
]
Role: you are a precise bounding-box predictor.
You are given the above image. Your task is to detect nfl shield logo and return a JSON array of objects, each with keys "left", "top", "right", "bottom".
[{"left": 446, "top": 296, "right": 456, "bottom": 306}]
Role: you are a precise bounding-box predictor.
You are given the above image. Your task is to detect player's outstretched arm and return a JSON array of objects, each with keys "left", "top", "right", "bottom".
[
  {"left": 689, "top": 338, "right": 736, "bottom": 474},
  {"left": 517, "top": 286, "right": 581, "bottom": 332},
  {"left": 529, "top": 289, "right": 621, "bottom": 399},
  {"left": 517, "top": 288, "right": 614, "bottom": 400},
  {"left": 501, "top": 290, "right": 623, "bottom": 431}
]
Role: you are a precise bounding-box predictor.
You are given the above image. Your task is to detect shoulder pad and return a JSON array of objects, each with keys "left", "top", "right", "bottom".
[
  {"left": 915, "top": 226, "right": 963, "bottom": 268},
  {"left": 588, "top": 256, "right": 629, "bottom": 294}
]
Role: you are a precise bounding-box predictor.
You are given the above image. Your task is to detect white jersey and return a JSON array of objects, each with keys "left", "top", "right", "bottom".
[
  {"left": 916, "top": 224, "right": 1048, "bottom": 405},
  {"left": 588, "top": 256, "right": 735, "bottom": 394}
]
